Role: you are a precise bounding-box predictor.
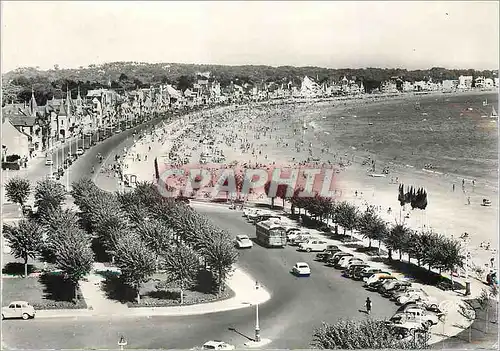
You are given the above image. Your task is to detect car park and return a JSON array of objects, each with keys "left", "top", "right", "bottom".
[
  {"left": 291, "top": 262, "right": 311, "bottom": 277},
  {"left": 2, "top": 301, "right": 36, "bottom": 320},
  {"left": 298, "top": 239, "right": 329, "bottom": 252},
  {"left": 202, "top": 340, "right": 235, "bottom": 350},
  {"left": 235, "top": 235, "right": 253, "bottom": 249}
]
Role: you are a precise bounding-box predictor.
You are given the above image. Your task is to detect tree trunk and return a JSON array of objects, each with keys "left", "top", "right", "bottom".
[
  {"left": 399, "top": 250, "right": 402, "bottom": 261},
  {"left": 291, "top": 204, "right": 295, "bottom": 215},
  {"left": 368, "top": 239, "right": 372, "bottom": 248},
  {"left": 74, "top": 283, "right": 79, "bottom": 301},
  {"left": 388, "top": 249, "right": 393, "bottom": 260},
  {"left": 180, "top": 281, "right": 184, "bottom": 305},
  {"left": 24, "top": 255, "right": 28, "bottom": 278},
  {"left": 136, "top": 286, "right": 141, "bottom": 304},
  {"left": 271, "top": 197, "right": 275, "bottom": 208},
  {"left": 378, "top": 241, "right": 381, "bottom": 256},
  {"left": 282, "top": 198, "right": 285, "bottom": 208}
]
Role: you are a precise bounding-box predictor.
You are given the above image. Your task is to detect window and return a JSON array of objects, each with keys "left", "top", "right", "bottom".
[
  {"left": 15, "top": 304, "right": 21, "bottom": 308},
  {"left": 9, "top": 304, "right": 15, "bottom": 308}
]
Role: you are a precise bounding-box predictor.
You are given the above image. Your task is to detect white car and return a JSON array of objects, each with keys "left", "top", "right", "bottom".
[
  {"left": 397, "top": 290, "right": 438, "bottom": 309},
  {"left": 393, "top": 308, "right": 440, "bottom": 328},
  {"left": 235, "top": 235, "right": 253, "bottom": 249},
  {"left": 364, "top": 272, "right": 393, "bottom": 284},
  {"left": 45, "top": 158, "right": 53, "bottom": 166},
  {"left": 2, "top": 301, "right": 36, "bottom": 320},
  {"left": 289, "top": 233, "right": 314, "bottom": 246},
  {"left": 291, "top": 262, "right": 311, "bottom": 276},
  {"left": 338, "top": 257, "right": 364, "bottom": 269},
  {"left": 298, "top": 239, "right": 328, "bottom": 252},
  {"left": 202, "top": 340, "right": 235, "bottom": 350},
  {"left": 76, "top": 148, "right": 84, "bottom": 155}
]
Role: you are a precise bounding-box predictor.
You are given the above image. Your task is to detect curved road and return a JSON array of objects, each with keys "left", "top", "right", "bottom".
[{"left": 2, "top": 117, "right": 397, "bottom": 350}]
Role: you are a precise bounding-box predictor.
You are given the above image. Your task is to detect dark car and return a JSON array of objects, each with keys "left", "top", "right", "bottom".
[
  {"left": 63, "top": 159, "right": 72, "bottom": 168},
  {"left": 53, "top": 171, "right": 61, "bottom": 180},
  {"left": 365, "top": 276, "right": 397, "bottom": 290},
  {"left": 327, "top": 252, "right": 353, "bottom": 267},
  {"left": 315, "top": 247, "right": 341, "bottom": 262},
  {"left": 343, "top": 264, "right": 370, "bottom": 278},
  {"left": 58, "top": 167, "right": 64, "bottom": 176},
  {"left": 381, "top": 280, "right": 412, "bottom": 297}
]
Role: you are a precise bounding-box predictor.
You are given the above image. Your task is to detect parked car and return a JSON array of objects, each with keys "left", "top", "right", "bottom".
[
  {"left": 396, "top": 301, "right": 444, "bottom": 314},
  {"left": 45, "top": 158, "right": 53, "bottom": 166},
  {"left": 327, "top": 252, "right": 353, "bottom": 266},
  {"left": 381, "top": 280, "right": 412, "bottom": 297},
  {"left": 342, "top": 263, "right": 370, "bottom": 278},
  {"left": 202, "top": 340, "right": 235, "bottom": 350},
  {"left": 366, "top": 275, "right": 397, "bottom": 290},
  {"left": 289, "top": 233, "right": 314, "bottom": 246},
  {"left": 291, "top": 262, "right": 311, "bottom": 277},
  {"left": 253, "top": 214, "right": 281, "bottom": 224},
  {"left": 396, "top": 290, "right": 438, "bottom": 309},
  {"left": 388, "top": 322, "right": 428, "bottom": 341},
  {"left": 298, "top": 239, "right": 329, "bottom": 252},
  {"left": 354, "top": 267, "right": 390, "bottom": 281},
  {"left": 391, "top": 286, "right": 422, "bottom": 301},
  {"left": 377, "top": 279, "right": 400, "bottom": 293},
  {"left": 390, "top": 308, "right": 440, "bottom": 328},
  {"left": 52, "top": 172, "right": 61, "bottom": 180},
  {"left": 76, "top": 148, "right": 84, "bottom": 155},
  {"left": 364, "top": 272, "right": 395, "bottom": 286},
  {"left": 2, "top": 301, "right": 36, "bottom": 320},
  {"left": 338, "top": 257, "right": 364, "bottom": 269},
  {"left": 315, "top": 247, "right": 341, "bottom": 262},
  {"left": 235, "top": 235, "right": 253, "bottom": 249}
]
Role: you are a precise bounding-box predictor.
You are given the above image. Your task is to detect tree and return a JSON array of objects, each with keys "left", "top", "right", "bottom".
[
  {"left": 385, "top": 223, "right": 411, "bottom": 260},
  {"left": 113, "top": 233, "right": 156, "bottom": 303},
  {"left": 335, "top": 201, "right": 359, "bottom": 237},
  {"left": 34, "top": 179, "right": 66, "bottom": 220},
  {"left": 311, "top": 319, "right": 429, "bottom": 349},
  {"left": 203, "top": 230, "right": 238, "bottom": 293},
  {"left": 46, "top": 225, "right": 94, "bottom": 300},
  {"left": 5, "top": 177, "right": 31, "bottom": 207},
  {"left": 264, "top": 181, "right": 276, "bottom": 208},
  {"left": 136, "top": 218, "right": 173, "bottom": 262},
  {"left": 3, "top": 220, "right": 43, "bottom": 277},
  {"left": 162, "top": 243, "right": 200, "bottom": 304}
]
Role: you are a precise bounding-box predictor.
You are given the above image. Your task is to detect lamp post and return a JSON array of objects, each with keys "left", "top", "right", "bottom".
[
  {"left": 461, "top": 232, "right": 471, "bottom": 296},
  {"left": 255, "top": 281, "right": 261, "bottom": 343},
  {"left": 117, "top": 335, "right": 127, "bottom": 351}
]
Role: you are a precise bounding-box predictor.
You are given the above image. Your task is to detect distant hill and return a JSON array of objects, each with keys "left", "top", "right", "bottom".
[{"left": 1, "top": 61, "right": 496, "bottom": 106}]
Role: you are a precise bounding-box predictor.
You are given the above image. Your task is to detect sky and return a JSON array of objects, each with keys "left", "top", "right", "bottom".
[{"left": 1, "top": 1, "right": 499, "bottom": 73}]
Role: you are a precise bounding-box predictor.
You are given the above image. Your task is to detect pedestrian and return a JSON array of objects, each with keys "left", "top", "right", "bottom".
[
  {"left": 467, "top": 196, "right": 471, "bottom": 205},
  {"left": 452, "top": 183, "right": 455, "bottom": 192},
  {"left": 365, "top": 297, "right": 372, "bottom": 315}
]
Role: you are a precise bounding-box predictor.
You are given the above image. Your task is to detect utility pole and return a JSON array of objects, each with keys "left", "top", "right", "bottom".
[
  {"left": 461, "top": 232, "right": 471, "bottom": 295},
  {"left": 255, "top": 281, "right": 261, "bottom": 342}
]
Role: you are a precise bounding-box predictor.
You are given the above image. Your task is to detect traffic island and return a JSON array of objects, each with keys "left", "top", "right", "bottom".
[{"left": 243, "top": 338, "right": 272, "bottom": 348}]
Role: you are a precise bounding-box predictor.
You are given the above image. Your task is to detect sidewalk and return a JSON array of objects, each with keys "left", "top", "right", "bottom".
[{"left": 35, "top": 266, "right": 270, "bottom": 319}]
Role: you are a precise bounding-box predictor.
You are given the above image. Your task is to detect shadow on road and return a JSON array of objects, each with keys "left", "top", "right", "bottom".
[{"left": 228, "top": 327, "right": 255, "bottom": 341}]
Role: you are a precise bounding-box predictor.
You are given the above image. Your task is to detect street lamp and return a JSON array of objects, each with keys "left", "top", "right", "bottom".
[
  {"left": 117, "top": 335, "right": 127, "bottom": 351},
  {"left": 461, "top": 232, "right": 471, "bottom": 296},
  {"left": 255, "top": 281, "right": 261, "bottom": 343}
]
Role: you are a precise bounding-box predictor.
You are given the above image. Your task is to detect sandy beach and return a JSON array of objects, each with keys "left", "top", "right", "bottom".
[{"left": 124, "top": 94, "right": 498, "bottom": 275}]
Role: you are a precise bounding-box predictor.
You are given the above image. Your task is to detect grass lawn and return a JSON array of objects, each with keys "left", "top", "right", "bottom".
[
  {"left": 2, "top": 273, "right": 87, "bottom": 310},
  {"left": 100, "top": 270, "right": 234, "bottom": 307}
]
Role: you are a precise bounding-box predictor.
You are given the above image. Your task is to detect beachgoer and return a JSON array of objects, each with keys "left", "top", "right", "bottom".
[
  {"left": 365, "top": 297, "right": 372, "bottom": 315},
  {"left": 452, "top": 184, "right": 455, "bottom": 192},
  {"left": 467, "top": 196, "right": 470, "bottom": 205}
]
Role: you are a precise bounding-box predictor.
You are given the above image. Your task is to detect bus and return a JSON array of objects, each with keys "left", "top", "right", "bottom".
[{"left": 255, "top": 220, "right": 287, "bottom": 248}]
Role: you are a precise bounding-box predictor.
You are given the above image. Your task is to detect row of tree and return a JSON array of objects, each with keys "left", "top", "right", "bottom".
[
  {"left": 3, "top": 177, "right": 93, "bottom": 299},
  {"left": 285, "top": 189, "right": 464, "bottom": 278},
  {"left": 398, "top": 184, "right": 428, "bottom": 209},
  {"left": 70, "top": 178, "right": 238, "bottom": 303},
  {"left": 4, "top": 176, "right": 239, "bottom": 303}
]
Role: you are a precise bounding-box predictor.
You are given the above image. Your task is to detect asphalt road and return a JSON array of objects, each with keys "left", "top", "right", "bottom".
[{"left": 2, "top": 114, "right": 399, "bottom": 349}]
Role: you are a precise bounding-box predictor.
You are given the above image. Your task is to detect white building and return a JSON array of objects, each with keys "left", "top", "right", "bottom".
[
  {"left": 458, "top": 75, "right": 473, "bottom": 90},
  {"left": 300, "top": 76, "right": 322, "bottom": 97}
]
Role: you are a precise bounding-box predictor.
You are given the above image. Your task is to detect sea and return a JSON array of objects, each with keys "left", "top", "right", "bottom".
[{"left": 304, "top": 92, "right": 499, "bottom": 188}]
